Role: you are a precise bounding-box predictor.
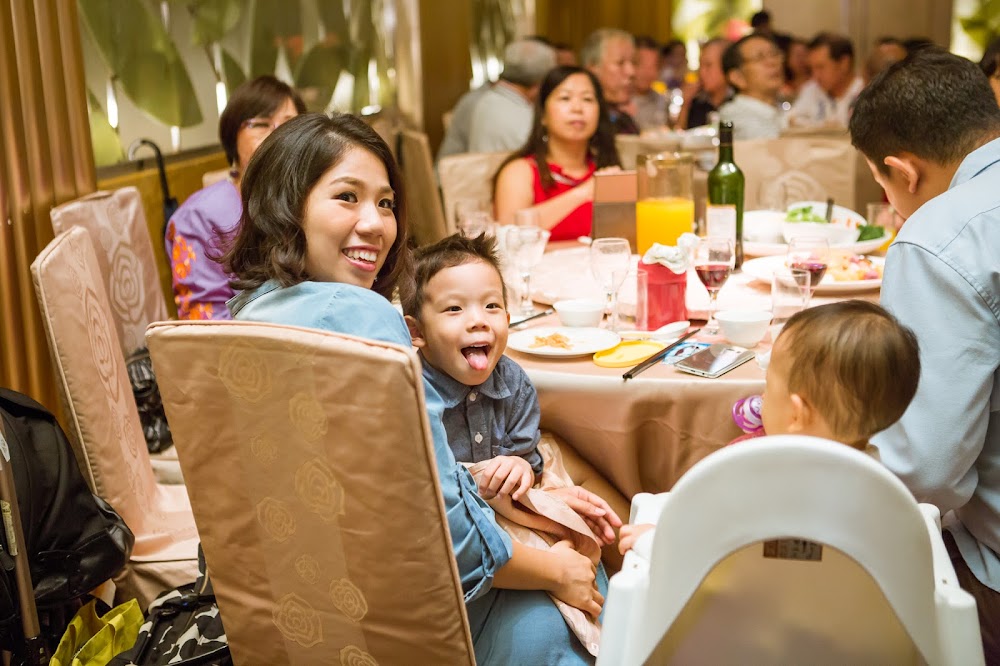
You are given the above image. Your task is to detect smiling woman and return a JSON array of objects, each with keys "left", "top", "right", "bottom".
[{"left": 224, "top": 113, "right": 607, "bottom": 665}]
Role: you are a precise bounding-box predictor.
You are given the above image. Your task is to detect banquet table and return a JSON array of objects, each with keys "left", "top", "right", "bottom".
[{"left": 507, "top": 245, "right": 880, "bottom": 499}]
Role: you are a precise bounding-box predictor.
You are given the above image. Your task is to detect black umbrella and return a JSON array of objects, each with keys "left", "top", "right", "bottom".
[{"left": 127, "top": 138, "right": 179, "bottom": 243}]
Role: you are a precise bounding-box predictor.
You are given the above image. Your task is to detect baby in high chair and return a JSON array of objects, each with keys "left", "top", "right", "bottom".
[{"left": 619, "top": 299, "right": 921, "bottom": 553}]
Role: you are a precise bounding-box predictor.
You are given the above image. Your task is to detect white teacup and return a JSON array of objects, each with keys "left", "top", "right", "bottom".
[{"left": 716, "top": 310, "right": 772, "bottom": 348}]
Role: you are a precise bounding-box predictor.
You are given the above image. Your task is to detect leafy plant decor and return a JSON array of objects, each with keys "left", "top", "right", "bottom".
[
  {"left": 959, "top": 0, "right": 1000, "bottom": 50},
  {"left": 86, "top": 90, "right": 125, "bottom": 167},
  {"left": 185, "top": 0, "right": 246, "bottom": 95},
  {"left": 79, "top": 0, "right": 203, "bottom": 127},
  {"left": 673, "top": 0, "right": 755, "bottom": 46}
]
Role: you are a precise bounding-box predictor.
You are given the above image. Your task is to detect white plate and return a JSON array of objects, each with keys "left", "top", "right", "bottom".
[
  {"left": 742, "top": 255, "right": 884, "bottom": 294},
  {"left": 744, "top": 236, "right": 886, "bottom": 257},
  {"left": 507, "top": 326, "right": 621, "bottom": 358}
]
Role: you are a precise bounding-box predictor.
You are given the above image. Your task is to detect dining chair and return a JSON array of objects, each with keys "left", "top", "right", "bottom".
[
  {"left": 49, "top": 186, "right": 182, "bottom": 485},
  {"left": 598, "top": 435, "right": 984, "bottom": 665},
  {"left": 614, "top": 134, "right": 682, "bottom": 170},
  {"left": 398, "top": 128, "right": 449, "bottom": 245},
  {"left": 437, "top": 150, "right": 509, "bottom": 234},
  {"left": 147, "top": 319, "right": 475, "bottom": 665},
  {"left": 30, "top": 226, "right": 199, "bottom": 608},
  {"left": 201, "top": 168, "right": 230, "bottom": 188}
]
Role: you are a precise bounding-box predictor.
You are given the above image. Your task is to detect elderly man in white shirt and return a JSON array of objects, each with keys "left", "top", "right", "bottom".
[
  {"left": 467, "top": 39, "right": 556, "bottom": 154},
  {"left": 718, "top": 33, "right": 787, "bottom": 140},
  {"left": 851, "top": 48, "right": 1000, "bottom": 660},
  {"left": 790, "top": 33, "right": 864, "bottom": 129}
]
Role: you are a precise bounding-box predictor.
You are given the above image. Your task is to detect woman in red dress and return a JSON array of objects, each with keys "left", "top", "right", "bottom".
[{"left": 493, "top": 66, "right": 620, "bottom": 241}]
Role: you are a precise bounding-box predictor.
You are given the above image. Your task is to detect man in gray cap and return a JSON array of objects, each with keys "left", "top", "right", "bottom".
[{"left": 466, "top": 39, "right": 556, "bottom": 153}]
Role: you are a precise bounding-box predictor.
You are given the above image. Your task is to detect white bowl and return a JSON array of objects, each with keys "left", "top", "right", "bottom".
[
  {"left": 781, "top": 221, "right": 859, "bottom": 246},
  {"left": 716, "top": 310, "right": 772, "bottom": 348},
  {"left": 553, "top": 299, "right": 605, "bottom": 328},
  {"left": 743, "top": 210, "right": 785, "bottom": 243}
]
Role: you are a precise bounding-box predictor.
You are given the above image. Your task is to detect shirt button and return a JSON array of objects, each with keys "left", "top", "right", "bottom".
[
  {"left": 474, "top": 433, "right": 483, "bottom": 443},
  {"left": 469, "top": 392, "right": 477, "bottom": 402}
]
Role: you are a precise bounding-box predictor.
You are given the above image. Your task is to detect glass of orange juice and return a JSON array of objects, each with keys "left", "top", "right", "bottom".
[{"left": 636, "top": 153, "right": 695, "bottom": 254}]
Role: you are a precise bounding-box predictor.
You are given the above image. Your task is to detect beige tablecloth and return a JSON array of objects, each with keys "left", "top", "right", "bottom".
[
  {"left": 508, "top": 319, "right": 767, "bottom": 499},
  {"left": 511, "top": 247, "right": 879, "bottom": 499}
]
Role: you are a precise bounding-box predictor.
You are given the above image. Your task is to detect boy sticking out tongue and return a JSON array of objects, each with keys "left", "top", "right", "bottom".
[{"left": 404, "top": 233, "right": 543, "bottom": 500}]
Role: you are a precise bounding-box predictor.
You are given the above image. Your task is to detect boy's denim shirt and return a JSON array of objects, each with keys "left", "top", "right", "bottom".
[{"left": 422, "top": 355, "right": 544, "bottom": 476}]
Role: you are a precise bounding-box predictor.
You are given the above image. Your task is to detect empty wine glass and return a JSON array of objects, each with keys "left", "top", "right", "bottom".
[
  {"left": 506, "top": 226, "right": 549, "bottom": 315},
  {"left": 514, "top": 208, "right": 540, "bottom": 227},
  {"left": 785, "top": 237, "right": 830, "bottom": 305},
  {"left": 590, "top": 237, "right": 632, "bottom": 332},
  {"left": 693, "top": 237, "right": 735, "bottom": 335},
  {"left": 455, "top": 198, "right": 488, "bottom": 231},
  {"left": 459, "top": 211, "right": 492, "bottom": 238}
]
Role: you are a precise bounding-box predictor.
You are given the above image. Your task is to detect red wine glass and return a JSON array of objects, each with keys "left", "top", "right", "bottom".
[{"left": 694, "top": 237, "right": 735, "bottom": 335}]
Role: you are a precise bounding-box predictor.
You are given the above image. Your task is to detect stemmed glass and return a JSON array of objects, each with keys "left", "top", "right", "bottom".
[
  {"left": 590, "top": 237, "right": 632, "bottom": 332},
  {"left": 506, "top": 226, "right": 549, "bottom": 316},
  {"left": 785, "top": 237, "right": 830, "bottom": 306},
  {"left": 459, "top": 211, "right": 492, "bottom": 238},
  {"left": 693, "top": 237, "right": 735, "bottom": 335}
]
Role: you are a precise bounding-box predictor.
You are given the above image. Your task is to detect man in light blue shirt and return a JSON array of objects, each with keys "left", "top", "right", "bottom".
[{"left": 850, "top": 49, "right": 1000, "bottom": 658}]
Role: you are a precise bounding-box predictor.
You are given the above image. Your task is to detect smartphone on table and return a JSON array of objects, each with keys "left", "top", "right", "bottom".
[{"left": 674, "top": 343, "right": 755, "bottom": 378}]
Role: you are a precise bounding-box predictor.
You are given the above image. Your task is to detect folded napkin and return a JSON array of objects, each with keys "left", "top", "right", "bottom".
[
  {"left": 465, "top": 435, "right": 602, "bottom": 656},
  {"left": 640, "top": 233, "right": 700, "bottom": 273}
]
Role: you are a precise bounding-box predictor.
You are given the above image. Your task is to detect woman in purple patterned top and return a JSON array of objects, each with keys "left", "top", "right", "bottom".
[{"left": 165, "top": 76, "right": 305, "bottom": 319}]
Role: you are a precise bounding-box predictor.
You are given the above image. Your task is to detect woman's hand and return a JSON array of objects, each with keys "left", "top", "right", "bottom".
[
  {"left": 546, "top": 486, "right": 623, "bottom": 545},
  {"left": 547, "top": 540, "right": 604, "bottom": 618}
]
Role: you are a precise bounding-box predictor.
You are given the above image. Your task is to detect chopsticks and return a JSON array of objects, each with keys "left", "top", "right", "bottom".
[
  {"left": 824, "top": 197, "right": 835, "bottom": 223},
  {"left": 622, "top": 329, "right": 701, "bottom": 381},
  {"left": 511, "top": 308, "right": 555, "bottom": 328}
]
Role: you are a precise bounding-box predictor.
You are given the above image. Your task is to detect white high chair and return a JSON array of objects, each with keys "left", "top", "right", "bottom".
[{"left": 598, "top": 435, "right": 984, "bottom": 665}]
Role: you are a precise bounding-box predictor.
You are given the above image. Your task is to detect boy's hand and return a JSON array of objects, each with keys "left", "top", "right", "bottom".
[
  {"left": 479, "top": 456, "right": 535, "bottom": 501},
  {"left": 618, "top": 523, "right": 654, "bottom": 555}
]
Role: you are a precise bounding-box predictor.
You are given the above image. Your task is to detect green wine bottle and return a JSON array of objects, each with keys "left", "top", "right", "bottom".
[{"left": 707, "top": 121, "right": 745, "bottom": 268}]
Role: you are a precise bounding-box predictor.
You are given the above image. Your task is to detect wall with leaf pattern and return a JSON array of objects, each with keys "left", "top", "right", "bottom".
[{"left": 80, "top": 0, "right": 397, "bottom": 168}]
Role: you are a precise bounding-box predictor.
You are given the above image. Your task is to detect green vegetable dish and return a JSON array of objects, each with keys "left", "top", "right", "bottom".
[{"left": 785, "top": 204, "right": 885, "bottom": 240}]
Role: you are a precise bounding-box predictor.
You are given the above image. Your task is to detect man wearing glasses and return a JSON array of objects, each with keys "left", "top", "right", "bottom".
[{"left": 718, "top": 34, "right": 787, "bottom": 140}]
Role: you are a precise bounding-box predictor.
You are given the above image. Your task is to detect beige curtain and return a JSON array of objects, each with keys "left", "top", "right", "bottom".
[{"left": 0, "top": 0, "right": 95, "bottom": 411}]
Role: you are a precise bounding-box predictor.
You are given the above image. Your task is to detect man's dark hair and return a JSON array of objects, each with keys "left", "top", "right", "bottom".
[
  {"left": 223, "top": 113, "right": 410, "bottom": 301},
  {"left": 902, "top": 37, "right": 934, "bottom": 53},
  {"left": 876, "top": 36, "right": 904, "bottom": 48},
  {"left": 635, "top": 35, "right": 660, "bottom": 52},
  {"left": 849, "top": 48, "right": 1000, "bottom": 175},
  {"left": 660, "top": 39, "right": 685, "bottom": 58},
  {"left": 980, "top": 36, "right": 1000, "bottom": 79},
  {"left": 401, "top": 233, "right": 507, "bottom": 318},
  {"left": 721, "top": 33, "right": 778, "bottom": 90},
  {"left": 808, "top": 32, "right": 854, "bottom": 63},
  {"left": 751, "top": 10, "right": 771, "bottom": 29}
]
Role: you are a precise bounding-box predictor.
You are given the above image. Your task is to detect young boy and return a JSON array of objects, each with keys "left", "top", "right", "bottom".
[
  {"left": 403, "top": 233, "right": 623, "bottom": 556},
  {"left": 402, "top": 232, "right": 542, "bottom": 502},
  {"left": 619, "top": 300, "right": 921, "bottom": 553}
]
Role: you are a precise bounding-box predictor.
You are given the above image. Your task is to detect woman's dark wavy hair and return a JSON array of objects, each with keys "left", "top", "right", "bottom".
[
  {"left": 222, "top": 113, "right": 410, "bottom": 301},
  {"left": 494, "top": 65, "right": 620, "bottom": 193}
]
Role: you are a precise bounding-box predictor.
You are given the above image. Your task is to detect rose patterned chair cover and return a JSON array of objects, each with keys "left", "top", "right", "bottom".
[
  {"left": 146, "top": 319, "right": 475, "bottom": 665},
  {"left": 437, "top": 150, "right": 509, "bottom": 235},
  {"left": 30, "top": 226, "right": 199, "bottom": 608},
  {"left": 50, "top": 186, "right": 182, "bottom": 485}
]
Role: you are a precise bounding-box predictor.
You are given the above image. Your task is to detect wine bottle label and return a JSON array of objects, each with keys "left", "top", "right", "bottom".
[{"left": 706, "top": 204, "right": 737, "bottom": 243}]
